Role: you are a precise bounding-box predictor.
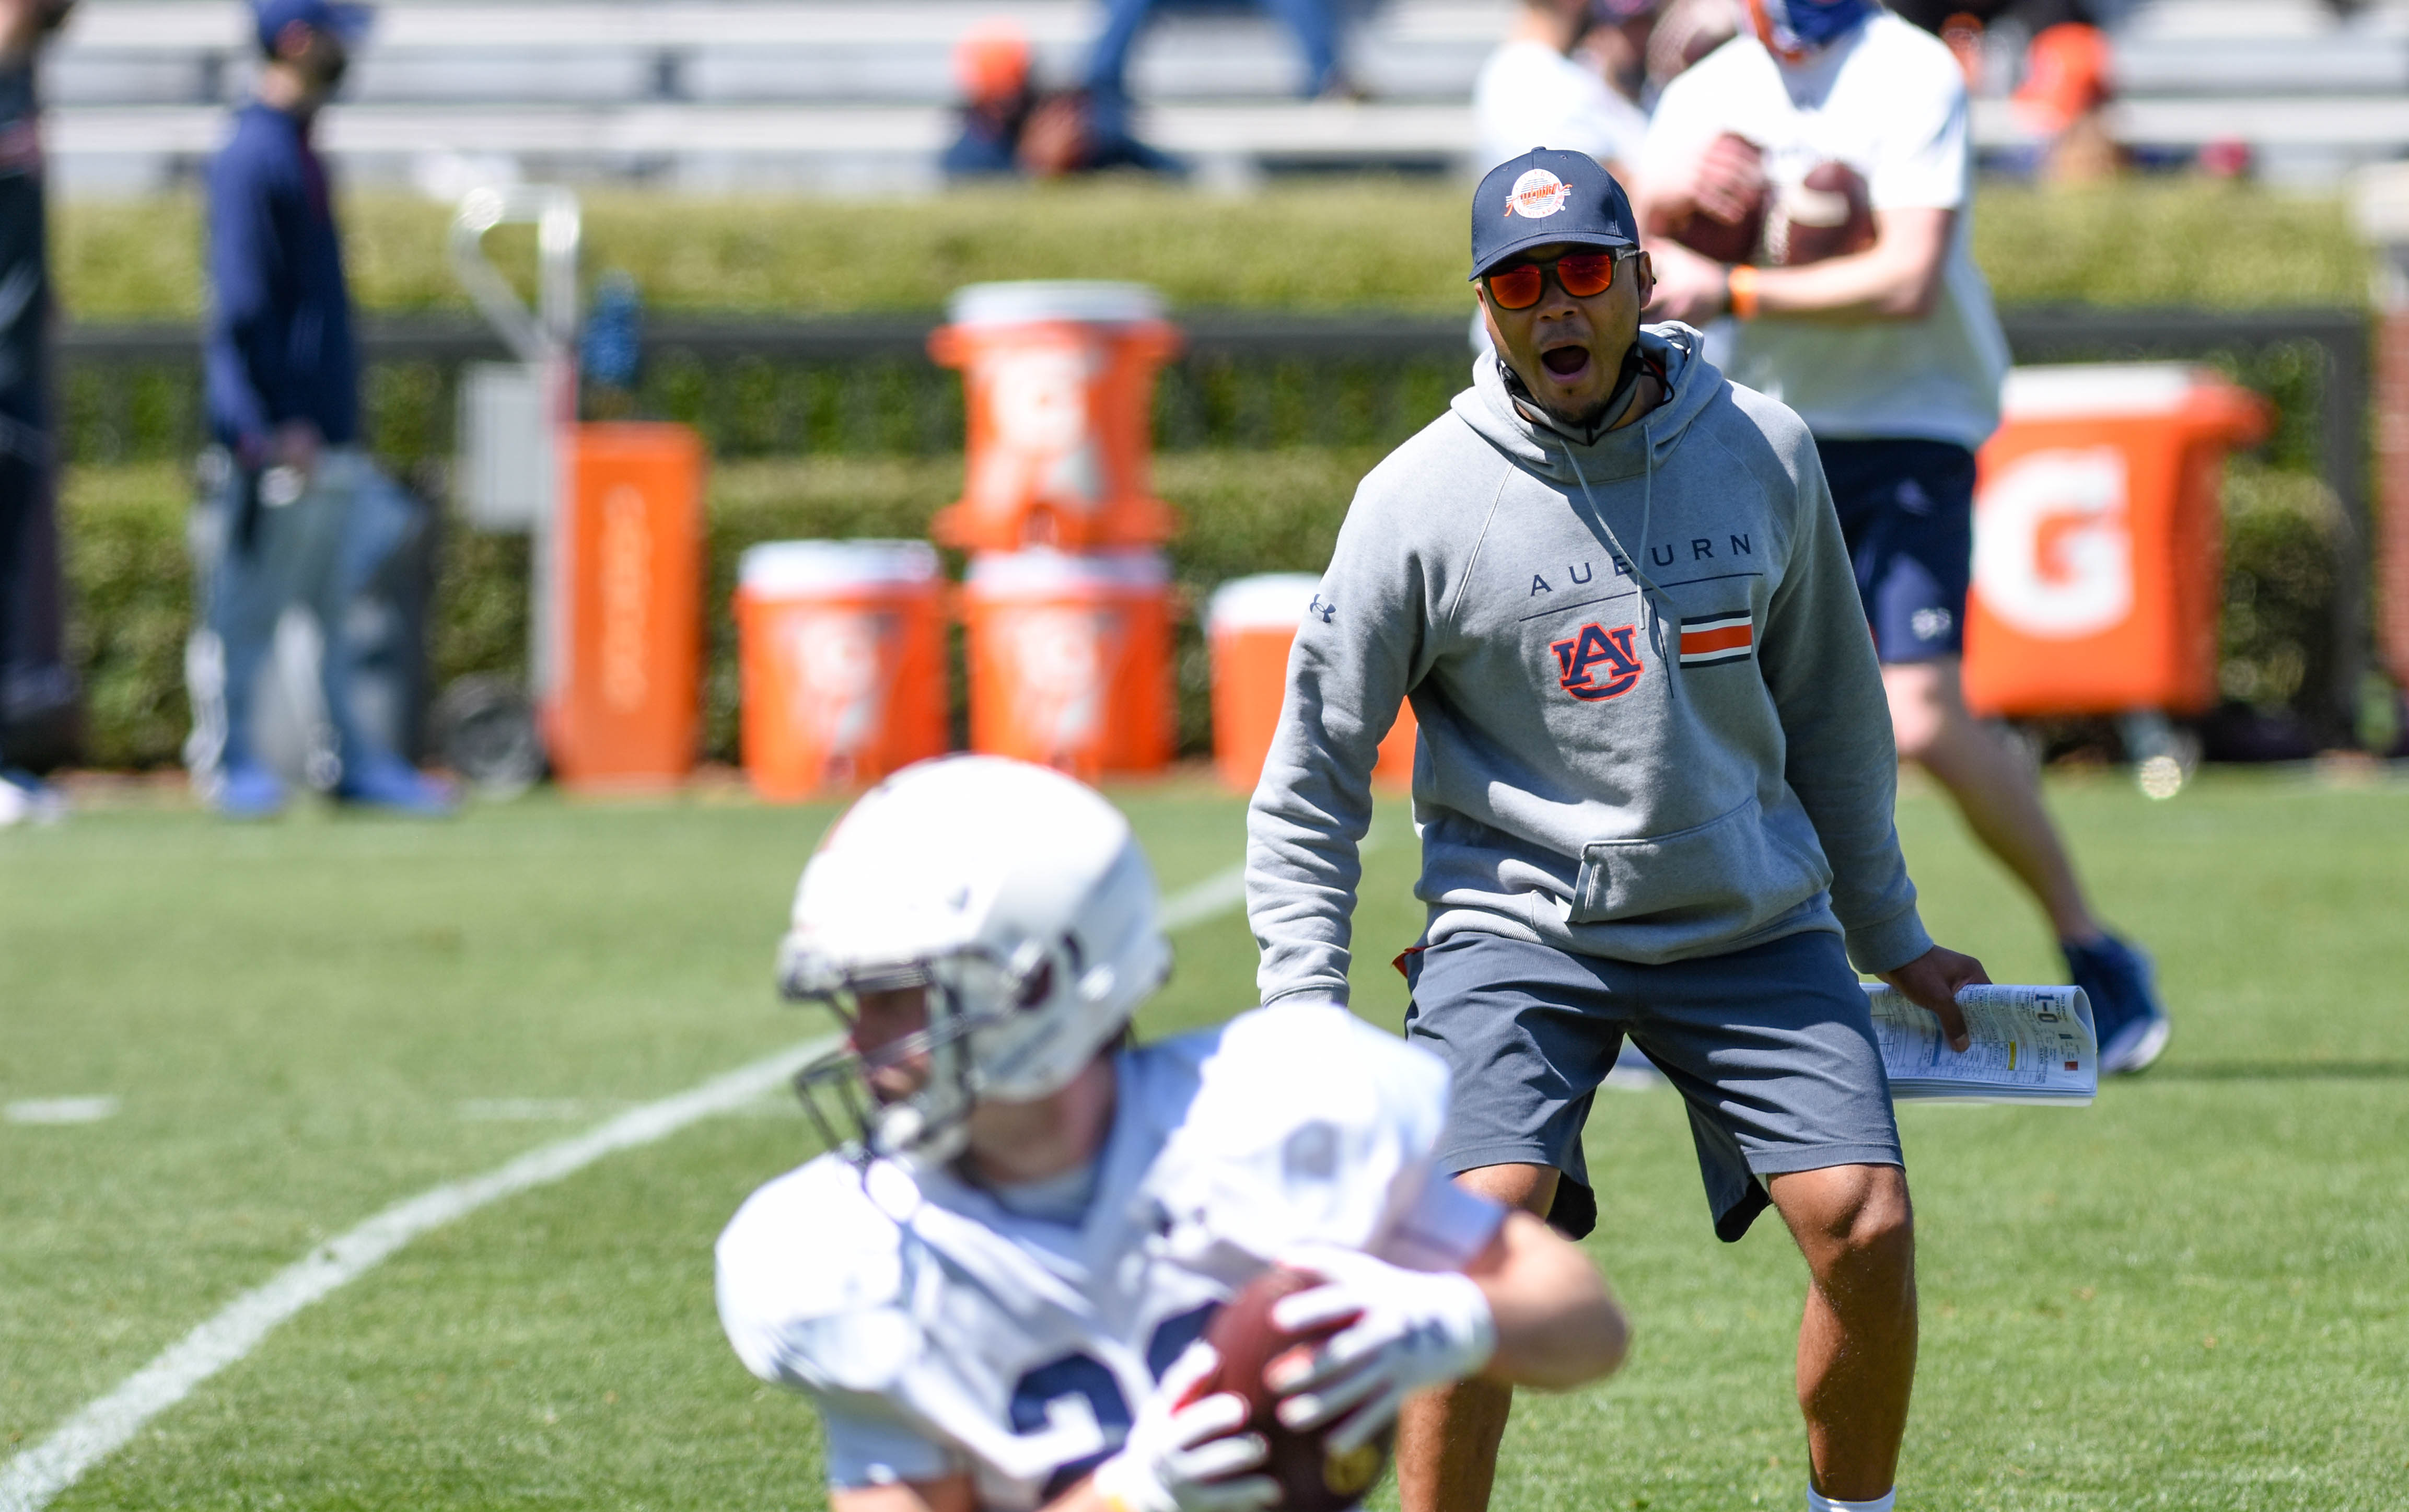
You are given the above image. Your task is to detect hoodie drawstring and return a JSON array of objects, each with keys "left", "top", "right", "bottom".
[{"left": 1563, "top": 437, "right": 1679, "bottom": 694}]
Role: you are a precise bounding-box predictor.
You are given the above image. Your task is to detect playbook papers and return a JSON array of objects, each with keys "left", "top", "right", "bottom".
[{"left": 1865, "top": 983, "right": 2097, "bottom": 1106}]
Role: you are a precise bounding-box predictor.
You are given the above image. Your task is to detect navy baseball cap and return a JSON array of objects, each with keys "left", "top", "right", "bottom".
[
  {"left": 253, "top": 0, "right": 372, "bottom": 54},
  {"left": 1469, "top": 148, "right": 1640, "bottom": 281}
]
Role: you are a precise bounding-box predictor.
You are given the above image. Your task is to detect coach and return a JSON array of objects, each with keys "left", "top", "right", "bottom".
[
  {"left": 194, "top": 0, "right": 449, "bottom": 817},
  {"left": 1245, "top": 148, "right": 1985, "bottom": 1512}
]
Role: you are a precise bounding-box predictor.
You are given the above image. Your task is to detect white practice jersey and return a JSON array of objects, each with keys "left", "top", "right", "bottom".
[
  {"left": 1474, "top": 40, "right": 1651, "bottom": 177},
  {"left": 716, "top": 1005, "right": 1503, "bottom": 1510},
  {"left": 1641, "top": 13, "right": 2010, "bottom": 449}
]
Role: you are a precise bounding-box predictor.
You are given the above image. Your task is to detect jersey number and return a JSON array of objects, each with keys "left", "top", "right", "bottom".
[{"left": 1008, "top": 1304, "right": 1220, "bottom": 1503}]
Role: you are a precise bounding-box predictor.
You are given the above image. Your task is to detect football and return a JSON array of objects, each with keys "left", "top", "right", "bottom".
[
  {"left": 1663, "top": 132, "right": 1768, "bottom": 265},
  {"left": 1201, "top": 1266, "right": 1395, "bottom": 1512},
  {"left": 1763, "top": 161, "right": 1876, "bottom": 266}
]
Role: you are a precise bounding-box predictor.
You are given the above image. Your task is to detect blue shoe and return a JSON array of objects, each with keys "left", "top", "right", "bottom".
[
  {"left": 335, "top": 753, "right": 457, "bottom": 817},
  {"left": 2064, "top": 934, "right": 2172, "bottom": 1075},
  {"left": 212, "top": 760, "right": 287, "bottom": 819}
]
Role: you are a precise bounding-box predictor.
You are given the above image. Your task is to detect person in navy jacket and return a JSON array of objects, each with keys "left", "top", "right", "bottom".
[{"left": 194, "top": 0, "right": 451, "bottom": 817}]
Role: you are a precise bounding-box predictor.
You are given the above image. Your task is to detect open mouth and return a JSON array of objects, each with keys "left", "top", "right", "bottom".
[{"left": 1541, "top": 344, "right": 1592, "bottom": 380}]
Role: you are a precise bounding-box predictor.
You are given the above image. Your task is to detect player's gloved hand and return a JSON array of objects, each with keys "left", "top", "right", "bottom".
[
  {"left": 1266, "top": 1243, "right": 1499, "bottom": 1452},
  {"left": 1090, "top": 1342, "right": 1277, "bottom": 1512}
]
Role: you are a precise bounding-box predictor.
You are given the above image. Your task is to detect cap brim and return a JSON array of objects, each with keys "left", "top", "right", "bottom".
[{"left": 1468, "top": 226, "right": 1638, "bottom": 281}]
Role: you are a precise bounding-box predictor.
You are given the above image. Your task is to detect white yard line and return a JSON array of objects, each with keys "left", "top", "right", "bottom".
[
  {"left": 0, "top": 851, "right": 1282, "bottom": 1512},
  {"left": 1159, "top": 860, "right": 1250, "bottom": 933},
  {"left": 1157, "top": 829, "right": 1384, "bottom": 935},
  {"left": 0, "top": 1038, "right": 831, "bottom": 1512},
  {"left": 3, "top": 1097, "right": 120, "bottom": 1125}
]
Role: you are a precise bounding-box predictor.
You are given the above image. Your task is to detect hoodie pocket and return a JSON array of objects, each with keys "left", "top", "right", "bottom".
[{"left": 1567, "top": 796, "right": 1822, "bottom": 926}]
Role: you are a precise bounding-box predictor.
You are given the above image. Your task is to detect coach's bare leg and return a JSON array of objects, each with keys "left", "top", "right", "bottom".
[
  {"left": 1396, "top": 1162, "right": 1558, "bottom": 1512},
  {"left": 1768, "top": 1162, "right": 1917, "bottom": 1502},
  {"left": 1884, "top": 657, "right": 2103, "bottom": 943}
]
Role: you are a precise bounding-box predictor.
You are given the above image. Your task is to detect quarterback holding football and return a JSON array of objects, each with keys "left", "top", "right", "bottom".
[{"left": 716, "top": 756, "right": 1629, "bottom": 1512}]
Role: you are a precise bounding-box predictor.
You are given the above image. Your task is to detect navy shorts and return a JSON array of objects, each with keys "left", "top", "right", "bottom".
[
  {"left": 1402, "top": 928, "right": 1902, "bottom": 1243},
  {"left": 1815, "top": 436, "right": 1976, "bottom": 664}
]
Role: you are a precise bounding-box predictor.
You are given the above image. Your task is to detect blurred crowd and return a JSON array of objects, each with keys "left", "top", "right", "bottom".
[{"left": 943, "top": 0, "right": 2134, "bottom": 186}]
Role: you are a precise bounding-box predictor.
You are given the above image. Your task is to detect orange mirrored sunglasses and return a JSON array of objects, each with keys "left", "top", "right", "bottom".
[{"left": 1482, "top": 249, "right": 1636, "bottom": 311}]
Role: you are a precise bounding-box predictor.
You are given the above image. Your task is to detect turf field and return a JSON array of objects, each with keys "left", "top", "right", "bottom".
[{"left": 3, "top": 771, "right": 2405, "bottom": 1510}]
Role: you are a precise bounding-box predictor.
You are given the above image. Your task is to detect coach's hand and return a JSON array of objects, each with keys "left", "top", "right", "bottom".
[{"left": 1879, "top": 945, "right": 1991, "bottom": 1053}]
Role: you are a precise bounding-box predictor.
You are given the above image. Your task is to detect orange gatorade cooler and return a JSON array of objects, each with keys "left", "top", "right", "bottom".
[
  {"left": 1207, "top": 572, "right": 1417, "bottom": 792},
  {"left": 544, "top": 423, "right": 705, "bottom": 790},
  {"left": 1966, "top": 364, "right": 2270, "bottom": 718},
  {"left": 962, "top": 549, "right": 1174, "bottom": 779},
  {"left": 928, "top": 282, "right": 1181, "bottom": 552},
  {"left": 735, "top": 541, "right": 948, "bottom": 800}
]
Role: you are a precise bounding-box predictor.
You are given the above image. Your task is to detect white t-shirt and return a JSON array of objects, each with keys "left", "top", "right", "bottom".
[
  {"left": 1474, "top": 39, "right": 1650, "bottom": 177},
  {"left": 1640, "top": 14, "right": 2009, "bottom": 449},
  {"left": 715, "top": 1005, "right": 1505, "bottom": 1508}
]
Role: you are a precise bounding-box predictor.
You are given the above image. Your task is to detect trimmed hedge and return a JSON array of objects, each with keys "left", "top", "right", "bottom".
[
  {"left": 62, "top": 446, "right": 2337, "bottom": 771},
  {"left": 63, "top": 449, "right": 1381, "bottom": 770},
  {"left": 55, "top": 179, "right": 2368, "bottom": 320}
]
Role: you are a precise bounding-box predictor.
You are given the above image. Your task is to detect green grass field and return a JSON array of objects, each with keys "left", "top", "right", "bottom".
[{"left": 4, "top": 773, "right": 2405, "bottom": 1510}]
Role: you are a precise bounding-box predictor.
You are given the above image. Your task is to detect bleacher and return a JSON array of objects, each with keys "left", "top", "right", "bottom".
[
  {"left": 43, "top": 0, "right": 1514, "bottom": 193},
  {"left": 34, "top": 0, "right": 2409, "bottom": 196}
]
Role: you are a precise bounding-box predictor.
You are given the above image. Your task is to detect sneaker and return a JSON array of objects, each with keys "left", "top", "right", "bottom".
[
  {"left": 2063, "top": 934, "right": 2172, "bottom": 1075},
  {"left": 0, "top": 769, "right": 67, "bottom": 828},
  {"left": 335, "top": 753, "right": 457, "bottom": 817},
  {"left": 212, "top": 759, "right": 287, "bottom": 819}
]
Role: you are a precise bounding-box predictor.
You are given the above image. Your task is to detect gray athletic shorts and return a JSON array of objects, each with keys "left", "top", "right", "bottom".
[{"left": 1401, "top": 927, "right": 1902, "bottom": 1243}]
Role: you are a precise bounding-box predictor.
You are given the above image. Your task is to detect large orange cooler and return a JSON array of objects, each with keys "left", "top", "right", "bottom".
[
  {"left": 1965, "top": 364, "right": 2269, "bottom": 718},
  {"left": 735, "top": 541, "right": 948, "bottom": 800},
  {"left": 962, "top": 549, "right": 1173, "bottom": 778},
  {"left": 543, "top": 423, "right": 705, "bottom": 790},
  {"left": 1207, "top": 572, "right": 1417, "bottom": 793},
  {"left": 928, "top": 282, "right": 1181, "bottom": 552}
]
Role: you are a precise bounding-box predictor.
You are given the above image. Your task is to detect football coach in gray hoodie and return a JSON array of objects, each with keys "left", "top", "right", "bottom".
[{"left": 1245, "top": 149, "right": 1989, "bottom": 1512}]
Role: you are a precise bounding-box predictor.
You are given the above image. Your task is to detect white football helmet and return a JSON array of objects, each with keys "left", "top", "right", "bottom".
[{"left": 779, "top": 754, "right": 1172, "bottom": 1166}]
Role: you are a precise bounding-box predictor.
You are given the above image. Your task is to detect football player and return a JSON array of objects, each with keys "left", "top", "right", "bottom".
[{"left": 716, "top": 755, "right": 1628, "bottom": 1512}]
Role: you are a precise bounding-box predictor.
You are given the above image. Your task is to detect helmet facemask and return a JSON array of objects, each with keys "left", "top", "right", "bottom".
[{"left": 783, "top": 938, "right": 1066, "bottom": 1170}]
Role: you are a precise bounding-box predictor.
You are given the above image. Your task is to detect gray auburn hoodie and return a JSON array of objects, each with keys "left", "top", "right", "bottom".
[{"left": 1244, "top": 323, "right": 1933, "bottom": 1006}]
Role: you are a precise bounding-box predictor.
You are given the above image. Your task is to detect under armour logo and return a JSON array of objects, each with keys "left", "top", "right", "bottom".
[{"left": 1308, "top": 594, "right": 1336, "bottom": 624}]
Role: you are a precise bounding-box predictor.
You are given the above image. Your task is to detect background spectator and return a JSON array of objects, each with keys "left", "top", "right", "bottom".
[
  {"left": 2012, "top": 10, "right": 2117, "bottom": 182},
  {"left": 1087, "top": 0, "right": 1354, "bottom": 129},
  {"left": 0, "top": 0, "right": 76, "bottom": 820},
  {"left": 189, "top": 0, "right": 451, "bottom": 817},
  {"left": 1643, "top": 0, "right": 1739, "bottom": 97},
  {"left": 1474, "top": 0, "right": 1655, "bottom": 180},
  {"left": 944, "top": 17, "right": 1181, "bottom": 179}
]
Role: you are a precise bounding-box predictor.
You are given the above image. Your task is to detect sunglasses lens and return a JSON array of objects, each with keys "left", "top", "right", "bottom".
[
  {"left": 1558, "top": 253, "right": 1616, "bottom": 298},
  {"left": 1487, "top": 264, "right": 1544, "bottom": 310}
]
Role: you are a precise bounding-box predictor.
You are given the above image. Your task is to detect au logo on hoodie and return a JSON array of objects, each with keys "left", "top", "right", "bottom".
[{"left": 1550, "top": 622, "right": 1645, "bottom": 701}]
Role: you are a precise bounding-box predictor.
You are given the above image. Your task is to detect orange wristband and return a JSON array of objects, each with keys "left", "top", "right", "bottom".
[{"left": 1727, "top": 264, "right": 1761, "bottom": 320}]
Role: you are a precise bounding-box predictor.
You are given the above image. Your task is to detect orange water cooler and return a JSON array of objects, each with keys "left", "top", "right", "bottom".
[
  {"left": 1965, "top": 364, "right": 2270, "bottom": 718},
  {"left": 927, "top": 282, "right": 1181, "bottom": 552},
  {"left": 1207, "top": 572, "right": 1418, "bottom": 792},
  {"left": 735, "top": 541, "right": 948, "bottom": 800},
  {"left": 962, "top": 550, "right": 1174, "bottom": 779},
  {"left": 542, "top": 423, "right": 705, "bottom": 790}
]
